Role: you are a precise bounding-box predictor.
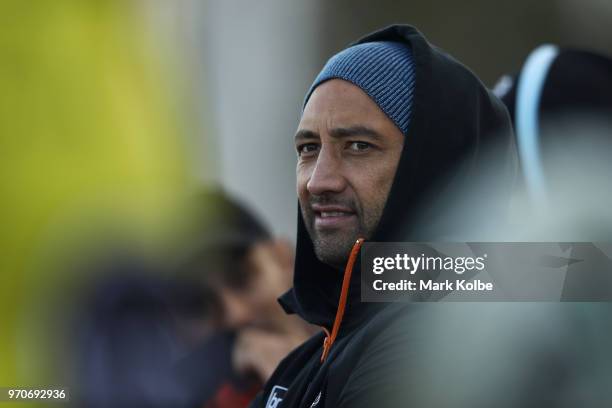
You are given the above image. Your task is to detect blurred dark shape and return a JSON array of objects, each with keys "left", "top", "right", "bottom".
[
  {"left": 496, "top": 48, "right": 612, "bottom": 122},
  {"left": 493, "top": 47, "right": 612, "bottom": 200},
  {"left": 174, "top": 188, "right": 273, "bottom": 328},
  {"left": 75, "top": 256, "right": 191, "bottom": 408},
  {"left": 175, "top": 332, "right": 259, "bottom": 408},
  {"left": 74, "top": 250, "right": 261, "bottom": 408},
  {"left": 72, "top": 188, "right": 310, "bottom": 408},
  {"left": 72, "top": 189, "right": 272, "bottom": 408},
  {"left": 172, "top": 189, "right": 271, "bottom": 322}
]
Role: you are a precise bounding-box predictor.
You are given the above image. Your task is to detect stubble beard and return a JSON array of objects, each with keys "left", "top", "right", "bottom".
[
  {"left": 301, "top": 197, "right": 383, "bottom": 269},
  {"left": 310, "top": 221, "right": 361, "bottom": 269}
]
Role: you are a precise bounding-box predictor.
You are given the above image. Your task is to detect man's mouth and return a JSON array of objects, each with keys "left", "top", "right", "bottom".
[
  {"left": 320, "top": 211, "right": 349, "bottom": 217},
  {"left": 311, "top": 204, "right": 357, "bottom": 230}
]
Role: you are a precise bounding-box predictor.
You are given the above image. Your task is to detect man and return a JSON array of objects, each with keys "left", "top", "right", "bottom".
[
  {"left": 174, "top": 190, "right": 315, "bottom": 407},
  {"left": 75, "top": 190, "right": 313, "bottom": 408},
  {"left": 249, "top": 25, "right": 517, "bottom": 407}
]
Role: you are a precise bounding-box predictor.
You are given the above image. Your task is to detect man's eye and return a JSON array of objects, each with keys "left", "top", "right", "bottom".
[
  {"left": 348, "top": 141, "right": 372, "bottom": 152},
  {"left": 297, "top": 143, "right": 319, "bottom": 156}
]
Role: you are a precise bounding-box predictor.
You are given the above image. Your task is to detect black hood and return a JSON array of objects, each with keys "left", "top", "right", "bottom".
[{"left": 280, "top": 25, "right": 517, "bottom": 329}]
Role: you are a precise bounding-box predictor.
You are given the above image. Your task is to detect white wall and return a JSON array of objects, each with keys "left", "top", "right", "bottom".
[{"left": 142, "top": 0, "right": 323, "bottom": 240}]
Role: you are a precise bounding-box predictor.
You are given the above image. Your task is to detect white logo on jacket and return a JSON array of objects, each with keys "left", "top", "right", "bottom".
[
  {"left": 266, "top": 385, "right": 288, "bottom": 408},
  {"left": 310, "top": 391, "right": 322, "bottom": 407}
]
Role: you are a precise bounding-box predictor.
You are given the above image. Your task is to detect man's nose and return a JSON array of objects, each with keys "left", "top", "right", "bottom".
[{"left": 306, "top": 147, "right": 346, "bottom": 195}]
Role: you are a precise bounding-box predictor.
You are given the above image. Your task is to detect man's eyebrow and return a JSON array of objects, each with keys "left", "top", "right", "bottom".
[
  {"left": 330, "top": 125, "right": 382, "bottom": 139},
  {"left": 294, "top": 125, "right": 382, "bottom": 142},
  {"left": 294, "top": 129, "right": 319, "bottom": 141}
]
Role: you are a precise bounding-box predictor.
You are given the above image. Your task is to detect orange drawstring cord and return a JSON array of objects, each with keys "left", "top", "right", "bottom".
[{"left": 320, "top": 237, "right": 365, "bottom": 363}]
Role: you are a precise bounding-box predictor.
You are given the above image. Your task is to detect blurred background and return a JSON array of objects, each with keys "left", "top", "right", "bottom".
[
  {"left": 1, "top": 0, "right": 611, "bottom": 406},
  {"left": 139, "top": 0, "right": 612, "bottom": 240}
]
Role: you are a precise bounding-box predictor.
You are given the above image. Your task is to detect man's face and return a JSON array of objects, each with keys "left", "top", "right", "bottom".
[
  {"left": 296, "top": 79, "right": 404, "bottom": 268},
  {"left": 210, "top": 240, "right": 294, "bottom": 330}
]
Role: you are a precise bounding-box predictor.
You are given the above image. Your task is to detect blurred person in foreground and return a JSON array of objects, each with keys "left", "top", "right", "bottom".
[
  {"left": 491, "top": 45, "right": 612, "bottom": 292},
  {"left": 387, "top": 47, "right": 612, "bottom": 407},
  {"left": 249, "top": 24, "right": 517, "bottom": 408},
  {"left": 173, "top": 190, "right": 316, "bottom": 407}
]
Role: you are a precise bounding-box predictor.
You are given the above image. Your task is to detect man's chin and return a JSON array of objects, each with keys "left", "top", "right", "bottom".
[{"left": 312, "top": 233, "right": 356, "bottom": 269}]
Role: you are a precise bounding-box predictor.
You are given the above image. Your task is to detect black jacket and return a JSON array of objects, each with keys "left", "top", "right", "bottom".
[{"left": 249, "top": 25, "right": 517, "bottom": 408}]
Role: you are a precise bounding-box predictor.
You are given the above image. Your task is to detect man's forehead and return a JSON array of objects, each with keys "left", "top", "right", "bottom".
[
  {"left": 298, "top": 80, "right": 393, "bottom": 134},
  {"left": 304, "top": 79, "right": 379, "bottom": 114}
]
